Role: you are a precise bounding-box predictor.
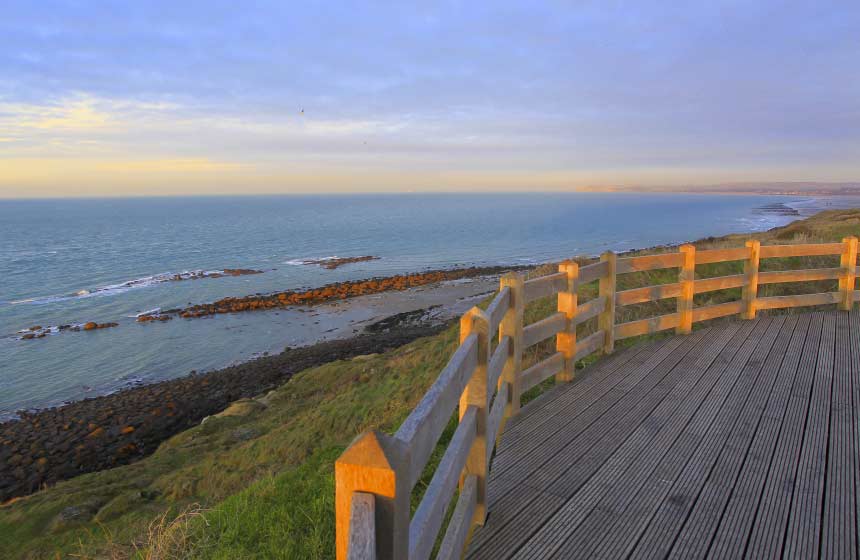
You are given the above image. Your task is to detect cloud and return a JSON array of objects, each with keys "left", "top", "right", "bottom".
[{"left": 0, "top": 1, "right": 858, "bottom": 196}]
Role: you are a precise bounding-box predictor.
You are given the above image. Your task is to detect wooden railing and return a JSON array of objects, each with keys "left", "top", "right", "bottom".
[{"left": 335, "top": 237, "right": 859, "bottom": 560}]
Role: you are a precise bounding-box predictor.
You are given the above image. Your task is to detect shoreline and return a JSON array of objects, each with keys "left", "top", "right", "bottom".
[
  {"left": 0, "top": 306, "right": 457, "bottom": 503},
  {"left": 0, "top": 204, "right": 825, "bottom": 502}
]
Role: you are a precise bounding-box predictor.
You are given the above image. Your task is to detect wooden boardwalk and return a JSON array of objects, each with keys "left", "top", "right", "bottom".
[{"left": 468, "top": 311, "right": 858, "bottom": 559}]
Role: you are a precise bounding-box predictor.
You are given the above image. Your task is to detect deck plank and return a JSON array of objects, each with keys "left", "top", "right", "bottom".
[
  {"left": 510, "top": 321, "right": 770, "bottom": 559},
  {"left": 698, "top": 314, "right": 812, "bottom": 559},
  {"left": 469, "top": 326, "right": 740, "bottom": 558},
  {"left": 466, "top": 311, "right": 859, "bottom": 560},
  {"left": 821, "top": 311, "right": 855, "bottom": 559},
  {"left": 629, "top": 315, "right": 801, "bottom": 559},
  {"left": 783, "top": 312, "right": 835, "bottom": 559},
  {"left": 551, "top": 318, "right": 785, "bottom": 559}
]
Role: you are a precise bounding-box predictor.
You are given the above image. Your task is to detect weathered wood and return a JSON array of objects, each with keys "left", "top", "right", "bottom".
[
  {"left": 634, "top": 317, "right": 791, "bottom": 560},
  {"left": 579, "top": 260, "right": 609, "bottom": 284},
  {"left": 758, "top": 267, "right": 842, "bottom": 284},
  {"left": 486, "top": 287, "right": 511, "bottom": 333},
  {"left": 556, "top": 261, "right": 579, "bottom": 383},
  {"left": 499, "top": 273, "right": 525, "bottom": 420},
  {"left": 821, "top": 311, "right": 855, "bottom": 559},
  {"left": 522, "top": 312, "right": 566, "bottom": 348},
  {"left": 840, "top": 236, "right": 858, "bottom": 311},
  {"left": 458, "top": 308, "right": 489, "bottom": 526},
  {"left": 705, "top": 314, "right": 812, "bottom": 559},
  {"left": 742, "top": 240, "right": 760, "bottom": 319},
  {"left": 487, "top": 336, "right": 509, "bottom": 392},
  {"left": 691, "top": 301, "right": 743, "bottom": 323},
  {"left": 409, "top": 406, "right": 477, "bottom": 560},
  {"left": 347, "top": 493, "right": 376, "bottom": 560},
  {"left": 437, "top": 475, "right": 477, "bottom": 560},
  {"left": 574, "top": 296, "right": 605, "bottom": 325},
  {"left": 614, "top": 313, "right": 681, "bottom": 340},
  {"left": 469, "top": 325, "right": 738, "bottom": 558},
  {"left": 336, "top": 431, "right": 410, "bottom": 560},
  {"left": 759, "top": 242, "right": 844, "bottom": 258},
  {"left": 598, "top": 252, "right": 617, "bottom": 354},
  {"left": 616, "top": 252, "right": 684, "bottom": 274},
  {"left": 783, "top": 312, "right": 836, "bottom": 558},
  {"left": 693, "top": 274, "right": 745, "bottom": 294},
  {"left": 694, "top": 246, "right": 749, "bottom": 264},
  {"left": 395, "top": 334, "right": 478, "bottom": 488},
  {"left": 676, "top": 244, "right": 695, "bottom": 334},
  {"left": 573, "top": 330, "right": 605, "bottom": 361},
  {"left": 615, "top": 282, "right": 682, "bottom": 306},
  {"left": 523, "top": 272, "right": 566, "bottom": 303},
  {"left": 487, "top": 380, "right": 509, "bottom": 454},
  {"left": 520, "top": 353, "right": 564, "bottom": 393},
  {"left": 755, "top": 291, "right": 840, "bottom": 310}
]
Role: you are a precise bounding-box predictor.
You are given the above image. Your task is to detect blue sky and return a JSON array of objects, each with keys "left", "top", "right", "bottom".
[{"left": 1, "top": 1, "right": 858, "bottom": 196}]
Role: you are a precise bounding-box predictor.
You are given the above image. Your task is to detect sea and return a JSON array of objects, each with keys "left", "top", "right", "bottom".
[{"left": 1, "top": 193, "right": 857, "bottom": 418}]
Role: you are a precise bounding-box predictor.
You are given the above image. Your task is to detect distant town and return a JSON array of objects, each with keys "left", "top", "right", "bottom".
[{"left": 576, "top": 182, "right": 860, "bottom": 196}]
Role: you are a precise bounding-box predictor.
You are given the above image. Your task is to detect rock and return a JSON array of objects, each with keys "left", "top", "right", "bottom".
[
  {"left": 51, "top": 503, "right": 99, "bottom": 532},
  {"left": 21, "top": 333, "right": 36, "bottom": 340},
  {"left": 29, "top": 326, "right": 42, "bottom": 331},
  {"left": 83, "top": 322, "right": 98, "bottom": 331}
]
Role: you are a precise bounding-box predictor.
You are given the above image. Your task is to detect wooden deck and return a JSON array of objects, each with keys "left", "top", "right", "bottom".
[{"left": 468, "top": 311, "right": 858, "bottom": 559}]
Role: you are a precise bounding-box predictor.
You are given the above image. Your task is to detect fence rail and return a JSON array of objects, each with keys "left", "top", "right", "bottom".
[{"left": 335, "top": 236, "right": 859, "bottom": 560}]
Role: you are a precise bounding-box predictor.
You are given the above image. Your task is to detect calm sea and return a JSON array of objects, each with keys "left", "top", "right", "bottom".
[{"left": 0, "top": 193, "right": 850, "bottom": 417}]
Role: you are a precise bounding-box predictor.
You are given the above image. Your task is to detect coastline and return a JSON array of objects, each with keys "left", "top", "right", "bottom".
[
  {"left": 0, "top": 200, "right": 831, "bottom": 502},
  {"left": 0, "top": 305, "right": 461, "bottom": 503},
  {"left": 0, "top": 266, "right": 518, "bottom": 502}
]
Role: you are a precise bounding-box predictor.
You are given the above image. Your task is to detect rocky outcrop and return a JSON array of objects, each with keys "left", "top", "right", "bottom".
[
  {"left": 139, "top": 265, "right": 522, "bottom": 321},
  {"left": 302, "top": 256, "right": 380, "bottom": 269}
]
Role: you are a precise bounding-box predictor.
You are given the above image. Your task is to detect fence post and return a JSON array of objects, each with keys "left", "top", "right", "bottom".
[
  {"left": 499, "top": 272, "right": 524, "bottom": 419},
  {"left": 742, "top": 240, "right": 760, "bottom": 320},
  {"left": 336, "top": 431, "right": 410, "bottom": 560},
  {"left": 676, "top": 244, "right": 695, "bottom": 334},
  {"left": 459, "top": 307, "right": 490, "bottom": 525},
  {"left": 556, "top": 261, "right": 579, "bottom": 383},
  {"left": 840, "top": 236, "right": 858, "bottom": 311},
  {"left": 599, "top": 251, "right": 617, "bottom": 354}
]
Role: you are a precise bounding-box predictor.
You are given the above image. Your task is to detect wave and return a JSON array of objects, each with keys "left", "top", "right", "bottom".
[
  {"left": 7, "top": 269, "right": 235, "bottom": 305},
  {"left": 284, "top": 256, "right": 341, "bottom": 266}
]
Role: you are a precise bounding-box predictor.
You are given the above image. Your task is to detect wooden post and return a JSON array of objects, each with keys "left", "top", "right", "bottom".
[
  {"left": 742, "top": 240, "right": 760, "bottom": 320},
  {"left": 459, "top": 307, "right": 489, "bottom": 525},
  {"left": 598, "top": 251, "right": 617, "bottom": 354},
  {"left": 499, "top": 272, "right": 524, "bottom": 419},
  {"left": 839, "top": 236, "right": 858, "bottom": 311},
  {"left": 676, "top": 244, "right": 695, "bottom": 334},
  {"left": 335, "top": 431, "right": 410, "bottom": 560},
  {"left": 556, "top": 260, "right": 579, "bottom": 383}
]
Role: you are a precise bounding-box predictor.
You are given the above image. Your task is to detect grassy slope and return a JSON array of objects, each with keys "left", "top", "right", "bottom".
[{"left": 3, "top": 208, "right": 860, "bottom": 559}]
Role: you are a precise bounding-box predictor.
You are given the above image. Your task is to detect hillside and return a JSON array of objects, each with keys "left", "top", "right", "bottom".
[{"left": 3, "top": 208, "right": 860, "bottom": 559}]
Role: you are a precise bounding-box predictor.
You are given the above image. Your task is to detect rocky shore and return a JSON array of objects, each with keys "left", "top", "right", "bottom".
[
  {"left": 139, "top": 265, "right": 522, "bottom": 321},
  {"left": 0, "top": 311, "right": 450, "bottom": 503}
]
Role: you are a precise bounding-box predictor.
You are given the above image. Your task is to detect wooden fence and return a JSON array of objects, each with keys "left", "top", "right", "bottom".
[{"left": 334, "top": 237, "right": 859, "bottom": 560}]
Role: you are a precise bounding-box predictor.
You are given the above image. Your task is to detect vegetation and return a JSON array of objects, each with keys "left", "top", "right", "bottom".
[{"left": 3, "top": 208, "right": 860, "bottom": 559}]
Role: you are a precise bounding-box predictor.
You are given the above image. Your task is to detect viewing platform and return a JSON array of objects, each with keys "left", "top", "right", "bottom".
[
  {"left": 336, "top": 238, "right": 860, "bottom": 560},
  {"left": 468, "top": 311, "right": 856, "bottom": 559}
]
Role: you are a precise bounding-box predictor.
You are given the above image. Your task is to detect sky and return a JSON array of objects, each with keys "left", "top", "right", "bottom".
[{"left": 0, "top": 0, "right": 858, "bottom": 197}]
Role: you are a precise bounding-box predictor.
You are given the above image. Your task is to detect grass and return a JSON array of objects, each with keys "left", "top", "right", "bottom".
[{"left": 3, "top": 208, "right": 860, "bottom": 559}]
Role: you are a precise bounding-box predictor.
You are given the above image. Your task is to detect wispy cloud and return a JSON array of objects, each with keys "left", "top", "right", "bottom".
[{"left": 0, "top": 1, "right": 858, "bottom": 196}]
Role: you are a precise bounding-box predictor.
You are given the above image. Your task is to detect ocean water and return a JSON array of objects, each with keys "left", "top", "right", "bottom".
[{"left": 0, "top": 193, "right": 846, "bottom": 417}]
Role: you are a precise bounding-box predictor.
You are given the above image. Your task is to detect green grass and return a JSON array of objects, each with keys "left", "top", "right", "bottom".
[{"left": 4, "top": 208, "right": 860, "bottom": 559}]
